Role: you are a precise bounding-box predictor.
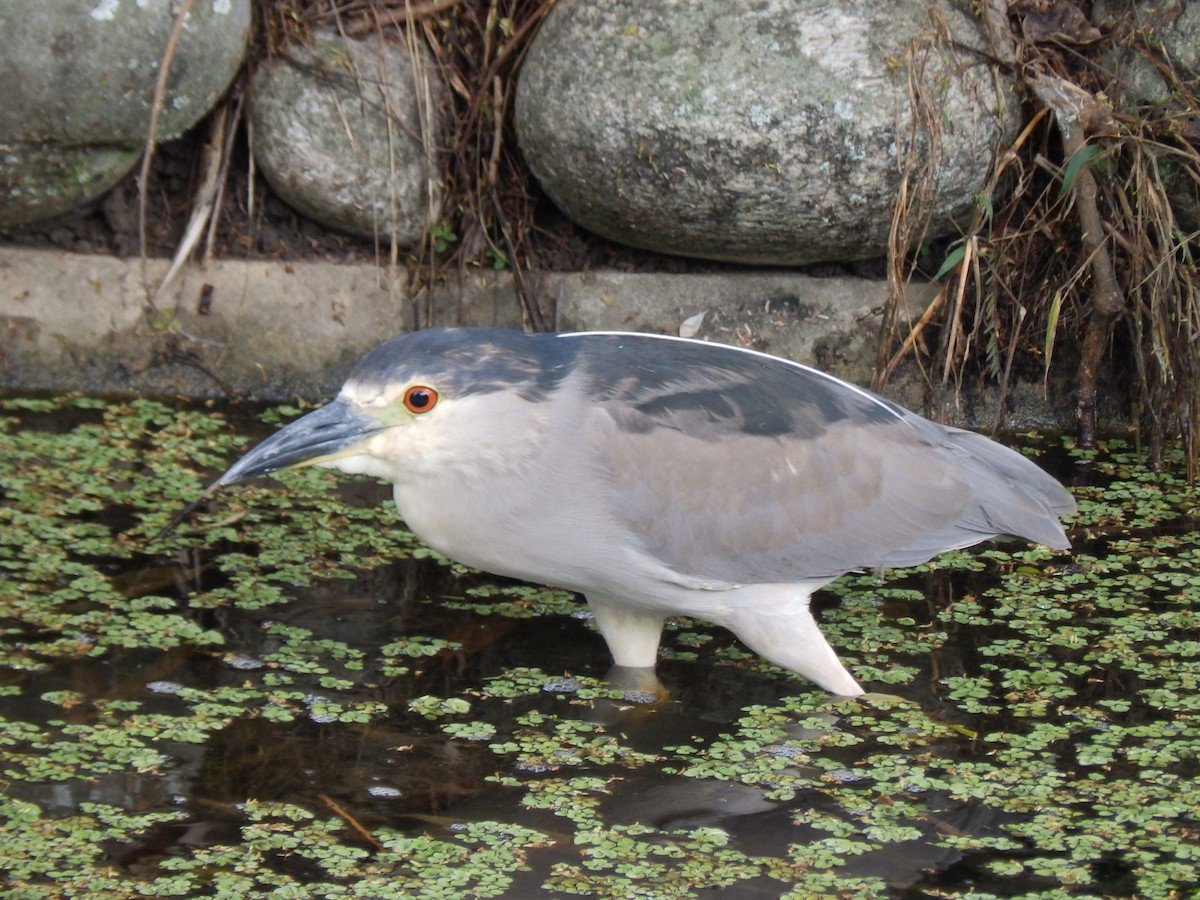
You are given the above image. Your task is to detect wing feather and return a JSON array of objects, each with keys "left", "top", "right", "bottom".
[{"left": 570, "top": 333, "right": 1072, "bottom": 585}]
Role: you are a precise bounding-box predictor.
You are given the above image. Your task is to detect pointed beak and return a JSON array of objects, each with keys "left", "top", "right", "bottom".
[{"left": 218, "top": 398, "right": 386, "bottom": 486}]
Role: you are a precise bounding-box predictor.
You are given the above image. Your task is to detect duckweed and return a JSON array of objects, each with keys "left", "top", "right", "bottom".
[{"left": 1, "top": 399, "right": 1197, "bottom": 897}]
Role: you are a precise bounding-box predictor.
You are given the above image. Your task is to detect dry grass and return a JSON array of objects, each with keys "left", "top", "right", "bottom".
[
  {"left": 878, "top": 0, "right": 1199, "bottom": 474},
  {"left": 252, "top": 0, "right": 557, "bottom": 330}
]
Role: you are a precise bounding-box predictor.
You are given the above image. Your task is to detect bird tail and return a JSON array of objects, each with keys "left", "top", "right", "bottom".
[{"left": 946, "top": 428, "right": 1076, "bottom": 550}]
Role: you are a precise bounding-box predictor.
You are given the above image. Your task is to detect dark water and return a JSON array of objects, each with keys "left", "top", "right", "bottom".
[{"left": 1, "top": 397, "right": 1196, "bottom": 898}]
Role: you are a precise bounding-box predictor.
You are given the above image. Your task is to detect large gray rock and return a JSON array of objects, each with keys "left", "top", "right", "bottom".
[
  {"left": 0, "top": 0, "right": 251, "bottom": 146},
  {"left": 1095, "top": 0, "right": 1200, "bottom": 232},
  {"left": 0, "top": 144, "right": 139, "bottom": 229},
  {"left": 516, "top": 0, "right": 1021, "bottom": 266},
  {"left": 0, "top": 0, "right": 251, "bottom": 227},
  {"left": 248, "top": 30, "right": 444, "bottom": 245},
  {"left": 1096, "top": 0, "right": 1200, "bottom": 107}
]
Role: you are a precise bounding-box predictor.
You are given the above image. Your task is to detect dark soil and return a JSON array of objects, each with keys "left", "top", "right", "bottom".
[
  {"left": 0, "top": 131, "right": 889, "bottom": 280},
  {"left": 0, "top": 136, "right": 383, "bottom": 264}
]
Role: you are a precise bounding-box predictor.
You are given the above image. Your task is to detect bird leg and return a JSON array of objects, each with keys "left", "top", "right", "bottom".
[
  {"left": 721, "top": 589, "right": 865, "bottom": 696},
  {"left": 587, "top": 599, "right": 665, "bottom": 669}
]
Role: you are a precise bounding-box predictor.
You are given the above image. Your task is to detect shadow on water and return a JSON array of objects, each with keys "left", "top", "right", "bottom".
[{"left": 1, "top": 396, "right": 1197, "bottom": 898}]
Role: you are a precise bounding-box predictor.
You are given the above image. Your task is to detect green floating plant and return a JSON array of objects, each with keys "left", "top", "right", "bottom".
[{"left": 1, "top": 400, "right": 1198, "bottom": 898}]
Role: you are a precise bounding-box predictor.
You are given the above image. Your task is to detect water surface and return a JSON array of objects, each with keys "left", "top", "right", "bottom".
[{"left": 1, "top": 396, "right": 1197, "bottom": 898}]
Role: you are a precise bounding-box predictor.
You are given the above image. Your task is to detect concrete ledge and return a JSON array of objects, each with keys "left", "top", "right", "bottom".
[
  {"left": 0, "top": 247, "right": 916, "bottom": 396},
  {"left": 2, "top": 247, "right": 1075, "bottom": 429},
  {"left": 1, "top": 249, "right": 430, "bottom": 397},
  {"left": 545, "top": 269, "right": 907, "bottom": 383}
]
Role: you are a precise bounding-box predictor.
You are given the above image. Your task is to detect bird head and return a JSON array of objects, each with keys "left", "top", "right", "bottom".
[{"left": 218, "top": 329, "right": 568, "bottom": 489}]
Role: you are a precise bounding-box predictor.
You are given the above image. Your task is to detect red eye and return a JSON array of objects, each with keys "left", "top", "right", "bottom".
[{"left": 403, "top": 385, "right": 438, "bottom": 414}]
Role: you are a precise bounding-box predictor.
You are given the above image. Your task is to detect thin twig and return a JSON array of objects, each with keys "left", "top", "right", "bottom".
[
  {"left": 153, "top": 103, "right": 232, "bottom": 306},
  {"left": 138, "top": 0, "right": 199, "bottom": 291},
  {"left": 1032, "top": 74, "right": 1126, "bottom": 448},
  {"left": 881, "top": 285, "right": 948, "bottom": 382},
  {"left": 344, "top": 0, "right": 463, "bottom": 36},
  {"left": 319, "top": 794, "right": 385, "bottom": 850}
]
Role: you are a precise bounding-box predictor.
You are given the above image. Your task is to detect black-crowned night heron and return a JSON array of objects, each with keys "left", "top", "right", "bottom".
[{"left": 219, "top": 328, "right": 1075, "bottom": 695}]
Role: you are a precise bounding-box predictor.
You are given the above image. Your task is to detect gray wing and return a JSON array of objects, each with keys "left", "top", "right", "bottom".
[{"left": 575, "top": 335, "right": 1073, "bottom": 585}]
